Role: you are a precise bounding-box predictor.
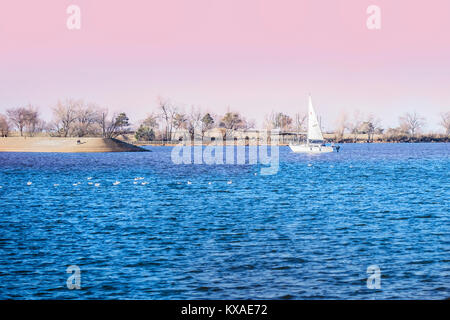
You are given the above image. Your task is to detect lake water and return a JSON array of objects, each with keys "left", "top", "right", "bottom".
[{"left": 0, "top": 143, "right": 449, "bottom": 299}]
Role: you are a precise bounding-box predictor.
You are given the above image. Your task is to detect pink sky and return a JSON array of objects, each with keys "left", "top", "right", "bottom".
[{"left": 1, "top": 0, "right": 449, "bottom": 131}]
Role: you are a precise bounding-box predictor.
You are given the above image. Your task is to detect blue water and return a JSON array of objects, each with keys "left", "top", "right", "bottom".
[{"left": 0, "top": 143, "right": 449, "bottom": 299}]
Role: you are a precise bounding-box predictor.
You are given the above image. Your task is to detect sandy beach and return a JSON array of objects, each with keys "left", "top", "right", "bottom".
[{"left": 0, "top": 137, "right": 148, "bottom": 153}]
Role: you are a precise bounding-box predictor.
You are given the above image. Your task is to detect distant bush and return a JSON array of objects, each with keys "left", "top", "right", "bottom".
[
  {"left": 381, "top": 133, "right": 448, "bottom": 143},
  {"left": 135, "top": 125, "right": 155, "bottom": 141}
]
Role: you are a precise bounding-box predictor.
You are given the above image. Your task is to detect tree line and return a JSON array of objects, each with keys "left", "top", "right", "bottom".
[
  {"left": 264, "top": 110, "right": 450, "bottom": 142},
  {"left": 0, "top": 99, "right": 130, "bottom": 139},
  {"left": 134, "top": 97, "right": 258, "bottom": 142},
  {"left": 0, "top": 97, "right": 255, "bottom": 141},
  {"left": 1, "top": 98, "right": 449, "bottom": 142},
  {"left": 331, "top": 111, "right": 450, "bottom": 142}
]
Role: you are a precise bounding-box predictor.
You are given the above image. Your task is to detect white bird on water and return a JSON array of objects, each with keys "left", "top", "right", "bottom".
[
  {"left": 187, "top": 181, "right": 192, "bottom": 185},
  {"left": 141, "top": 182, "right": 149, "bottom": 185},
  {"left": 27, "top": 181, "right": 32, "bottom": 186},
  {"left": 307, "top": 163, "right": 313, "bottom": 167},
  {"left": 113, "top": 181, "right": 120, "bottom": 186},
  {"left": 94, "top": 183, "right": 100, "bottom": 187},
  {"left": 88, "top": 182, "right": 93, "bottom": 185},
  {"left": 87, "top": 177, "right": 92, "bottom": 180},
  {"left": 227, "top": 180, "right": 232, "bottom": 185},
  {"left": 53, "top": 184, "right": 59, "bottom": 187}
]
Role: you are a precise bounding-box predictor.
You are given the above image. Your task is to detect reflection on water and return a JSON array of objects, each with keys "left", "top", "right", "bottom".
[{"left": 0, "top": 143, "right": 449, "bottom": 299}]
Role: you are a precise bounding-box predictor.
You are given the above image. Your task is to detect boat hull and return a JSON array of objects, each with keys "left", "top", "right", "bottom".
[{"left": 289, "top": 144, "right": 334, "bottom": 153}]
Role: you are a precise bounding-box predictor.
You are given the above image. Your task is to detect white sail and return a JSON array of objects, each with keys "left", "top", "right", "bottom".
[
  {"left": 307, "top": 95, "right": 324, "bottom": 141},
  {"left": 289, "top": 95, "right": 336, "bottom": 153}
]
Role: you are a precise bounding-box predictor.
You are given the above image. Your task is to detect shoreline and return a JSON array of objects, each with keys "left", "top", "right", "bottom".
[
  {"left": 0, "top": 137, "right": 148, "bottom": 153},
  {"left": 0, "top": 136, "right": 448, "bottom": 152},
  {"left": 133, "top": 141, "right": 449, "bottom": 146}
]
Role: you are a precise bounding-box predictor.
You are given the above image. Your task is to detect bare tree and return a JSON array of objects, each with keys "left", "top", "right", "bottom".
[
  {"left": 275, "top": 112, "right": 292, "bottom": 131},
  {"left": 358, "top": 122, "right": 374, "bottom": 142},
  {"left": 6, "top": 107, "right": 28, "bottom": 136},
  {"left": 0, "top": 114, "right": 10, "bottom": 137},
  {"left": 263, "top": 113, "right": 274, "bottom": 130},
  {"left": 294, "top": 113, "right": 307, "bottom": 133},
  {"left": 440, "top": 111, "right": 450, "bottom": 135},
  {"left": 264, "top": 111, "right": 293, "bottom": 131},
  {"left": 334, "top": 111, "right": 349, "bottom": 142},
  {"left": 100, "top": 109, "right": 108, "bottom": 138},
  {"left": 399, "top": 112, "right": 425, "bottom": 137},
  {"left": 6, "top": 105, "right": 43, "bottom": 137},
  {"left": 52, "top": 99, "right": 82, "bottom": 137},
  {"left": 158, "top": 97, "right": 177, "bottom": 141},
  {"left": 26, "top": 118, "right": 46, "bottom": 137},
  {"left": 23, "top": 106, "right": 44, "bottom": 137},
  {"left": 184, "top": 107, "right": 202, "bottom": 141},
  {"left": 243, "top": 118, "right": 255, "bottom": 130},
  {"left": 348, "top": 110, "right": 363, "bottom": 142},
  {"left": 357, "top": 114, "right": 381, "bottom": 142},
  {"left": 73, "top": 103, "right": 102, "bottom": 137}
]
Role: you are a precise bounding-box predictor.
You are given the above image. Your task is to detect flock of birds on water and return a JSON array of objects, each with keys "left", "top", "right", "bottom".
[
  {"left": 0, "top": 175, "right": 247, "bottom": 189},
  {"left": 0, "top": 164, "right": 346, "bottom": 190}
]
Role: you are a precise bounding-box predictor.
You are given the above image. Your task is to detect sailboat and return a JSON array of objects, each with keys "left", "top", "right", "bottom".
[{"left": 289, "top": 95, "right": 336, "bottom": 153}]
